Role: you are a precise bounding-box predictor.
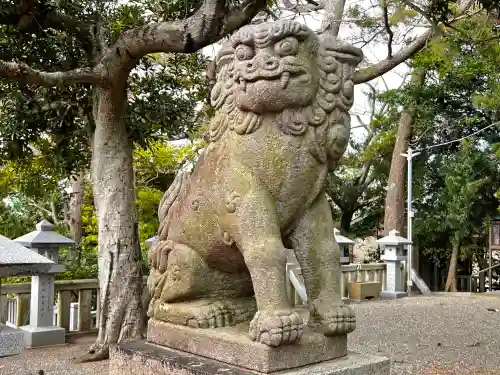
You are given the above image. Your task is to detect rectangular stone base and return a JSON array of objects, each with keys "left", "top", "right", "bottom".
[
  {"left": 19, "top": 325, "right": 65, "bottom": 348},
  {"left": 147, "top": 319, "right": 347, "bottom": 373},
  {"left": 380, "top": 291, "right": 407, "bottom": 299},
  {"left": 110, "top": 340, "right": 391, "bottom": 375},
  {"left": 347, "top": 282, "right": 381, "bottom": 301},
  {"left": 0, "top": 324, "right": 24, "bottom": 358}
]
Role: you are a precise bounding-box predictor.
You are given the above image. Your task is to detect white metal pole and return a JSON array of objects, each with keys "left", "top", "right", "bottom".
[
  {"left": 402, "top": 147, "right": 420, "bottom": 296},
  {"left": 407, "top": 147, "right": 413, "bottom": 295}
]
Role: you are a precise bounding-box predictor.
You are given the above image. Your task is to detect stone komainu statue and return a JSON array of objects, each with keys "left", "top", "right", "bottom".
[{"left": 147, "top": 19, "right": 363, "bottom": 347}]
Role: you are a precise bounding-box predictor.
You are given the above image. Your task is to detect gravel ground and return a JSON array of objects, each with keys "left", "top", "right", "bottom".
[
  {"left": 348, "top": 295, "right": 500, "bottom": 374},
  {"left": 3, "top": 295, "right": 500, "bottom": 375},
  {"left": 0, "top": 334, "right": 106, "bottom": 375}
]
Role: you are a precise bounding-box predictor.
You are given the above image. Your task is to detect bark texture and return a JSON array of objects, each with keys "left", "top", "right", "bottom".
[
  {"left": 77, "top": 81, "right": 144, "bottom": 362},
  {"left": 445, "top": 241, "right": 459, "bottom": 292},
  {"left": 383, "top": 70, "right": 425, "bottom": 234},
  {"left": 67, "top": 172, "right": 85, "bottom": 265}
]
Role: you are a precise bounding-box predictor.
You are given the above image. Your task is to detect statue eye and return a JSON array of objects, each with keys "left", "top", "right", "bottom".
[
  {"left": 275, "top": 37, "right": 299, "bottom": 56},
  {"left": 235, "top": 45, "right": 254, "bottom": 60}
]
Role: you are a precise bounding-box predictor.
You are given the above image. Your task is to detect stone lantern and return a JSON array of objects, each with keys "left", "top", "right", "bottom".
[
  {"left": 377, "top": 229, "right": 410, "bottom": 299},
  {"left": 0, "top": 234, "right": 54, "bottom": 357},
  {"left": 14, "top": 220, "right": 74, "bottom": 347},
  {"left": 334, "top": 228, "right": 354, "bottom": 264}
]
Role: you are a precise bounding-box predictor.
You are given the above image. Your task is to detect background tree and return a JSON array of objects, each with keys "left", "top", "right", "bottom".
[
  {"left": 380, "top": 12, "right": 500, "bottom": 290},
  {"left": 382, "top": 2, "right": 500, "bottom": 235}
]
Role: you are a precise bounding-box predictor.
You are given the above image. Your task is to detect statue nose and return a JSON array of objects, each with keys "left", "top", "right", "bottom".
[
  {"left": 261, "top": 56, "right": 279, "bottom": 70},
  {"left": 245, "top": 55, "right": 280, "bottom": 72},
  {"left": 246, "top": 62, "right": 257, "bottom": 72},
  {"left": 264, "top": 60, "right": 279, "bottom": 70}
]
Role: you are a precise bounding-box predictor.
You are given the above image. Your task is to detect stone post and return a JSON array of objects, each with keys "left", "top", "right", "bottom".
[
  {"left": 0, "top": 234, "right": 54, "bottom": 357},
  {"left": 334, "top": 228, "right": 354, "bottom": 264},
  {"left": 377, "top": 229, "right": 410, "bottom": 299},
  {"left": 14, "top": 220, "right": 74, "bottom": 348}
]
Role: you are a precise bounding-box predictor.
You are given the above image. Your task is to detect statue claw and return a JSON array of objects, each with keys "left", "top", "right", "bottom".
[
  {"left": 311, "top": 303, "right": 356, "bottom": 336},
  {"left": 249, "top": 310, "right": 305, "bottom": 347}
]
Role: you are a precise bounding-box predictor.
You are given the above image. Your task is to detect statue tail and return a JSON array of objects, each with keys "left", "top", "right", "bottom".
[
  {"left": 147, "top": 168, "right": 191, "bottom": 316},
  {"left": 157, "top": 168, "right": 191, "bottom": 235}
]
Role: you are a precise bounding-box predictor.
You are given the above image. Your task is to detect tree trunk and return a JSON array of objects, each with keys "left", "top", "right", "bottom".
[
  {"left": 383, "top": 70, "right": 425, "bottom": 234},
  {"left": 67, "top": 172, "right": 85, "bottom": 265},
  {"left": 445, "top": 241, "right": 459, "bottom": 292},
  {"left": 77, "top": 81, "right": 144, "bottom": 362},
  {"left": 340, "top": 209, "right": 355, "bottom": 233}
]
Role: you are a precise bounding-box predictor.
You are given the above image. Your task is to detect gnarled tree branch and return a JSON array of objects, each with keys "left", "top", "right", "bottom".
[
  {"left": 0, "top": 61, "right": 103, "bottom": 87},
  {"left": 353, "top": 0, "right": 477, "bottom": 84},
  {"left": 0, "top": 0, "right": 266, "bottom": 88},
  {"left": 352, "top": 29, "right": 431, "bottom": 84}
]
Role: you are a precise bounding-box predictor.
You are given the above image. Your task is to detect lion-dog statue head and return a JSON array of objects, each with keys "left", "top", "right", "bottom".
[{"left": 207, "top": 19, "right": 363, "bottom": 170}]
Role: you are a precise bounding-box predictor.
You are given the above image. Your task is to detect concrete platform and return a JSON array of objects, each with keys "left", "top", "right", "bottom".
[
  {"left": 0, "top": 324, "right": 24, "bottom": 358},
  {"left": 147, "top": 319, "right": 347, "bottom": 373},
  {"left": 380, "top": 291, "right": 407, "bottom": 299},
  {"left": 110, "top": 340, "right": 391, "bottom": 375},
  {"left": 19, "top": 325, "right": 65, "bottom": 348}
]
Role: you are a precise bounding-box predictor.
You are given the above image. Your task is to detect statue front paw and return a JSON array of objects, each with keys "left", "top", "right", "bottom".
[
  {"left": 249, "top": 310, "right": 305, "bottom": 347},
  {"left": 148, "top": 239, "right": 174, "bottom": 272},
  {"left": 311, "top": 303, "right": 356, "bottom": 336}
]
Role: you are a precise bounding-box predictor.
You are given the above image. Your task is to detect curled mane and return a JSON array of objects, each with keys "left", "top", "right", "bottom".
[{"left": 207, "top": 21, "right": 362, "bottom": 166}]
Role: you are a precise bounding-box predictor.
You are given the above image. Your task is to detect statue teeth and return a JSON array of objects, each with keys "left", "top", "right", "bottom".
[
  {"left": 239, "top": 77, "right": 246, "bottom": 92},
  {"left": 281, "top": 72, "right": 290, "bottom": 89}
]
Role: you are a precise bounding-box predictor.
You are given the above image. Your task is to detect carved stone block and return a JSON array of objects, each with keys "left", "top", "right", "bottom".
[
  {"left": 147, "top": 319, "right": 347, "bottom": 373},
  {"left": 110, "top": 340, "right": 391, "bottom": 375}
]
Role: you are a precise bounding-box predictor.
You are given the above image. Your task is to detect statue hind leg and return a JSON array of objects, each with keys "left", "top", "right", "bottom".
[
  {"left": 149, "top": 241, "right": 256, "bottom": 328},
  {"left": 288, "top": 194, "right": 356, "bottom": 336}
]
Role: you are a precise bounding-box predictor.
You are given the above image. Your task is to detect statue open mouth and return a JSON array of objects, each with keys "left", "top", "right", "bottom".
[{"left": 236, "top": 67, "right": 309, "bottom": 92}]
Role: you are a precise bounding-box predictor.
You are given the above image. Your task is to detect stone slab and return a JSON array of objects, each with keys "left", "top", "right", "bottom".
[
  {"left": 380, "top": 291, "right": 407, "bottom": 299},
  {"left": 19, "top": 325, "right": 65, "bottom": 348},
  {"left": 0, "top": 324, "right": 24, "bottom": 358},
  {"left": 110, "top": 340, "right": 391, "bottom": 375},
  {"left": 147, "top": 319, "right": 347, "bottom": 373},
  {"left": 0, "top": 234, "right": 54, "bottom": 277}
]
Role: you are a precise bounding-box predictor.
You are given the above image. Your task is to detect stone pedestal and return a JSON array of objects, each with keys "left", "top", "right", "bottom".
[
  {"left": 19, "top": 274, "right": 65, "bottom": 347},
  {"left": 380, "top": 262, "right": 407, "bottom": 299},
  {"left": 377, "top": 230, "right": 410, "bottom": 300},
  {"left": 14, "top": 220, "right": 73, "bottom": 347},
  {"left": 147, "top": 319, "right": 347, "bottom": 373},
  {"left": 110, "top": 340, "right": 391, "bottom": 375},
  {"left": 0, "top": 324, "right": 24, "bottom": 358}
]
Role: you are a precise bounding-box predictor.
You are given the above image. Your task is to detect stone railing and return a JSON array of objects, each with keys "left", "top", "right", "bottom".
[
  {"left": 285, "top": 262, "right": 397, "bottom": 305},
  {"left": 2, "top": 264, "right": 397, "bottom": 330},
  {"left": 1, "top": 277, "right": 150, "bottom": 333},
  {"left": 340, "top": 263, "right": 397, "bottom": 299},
  {"left": 1, "top": 279, "right": 100, "bottom": 332}
]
